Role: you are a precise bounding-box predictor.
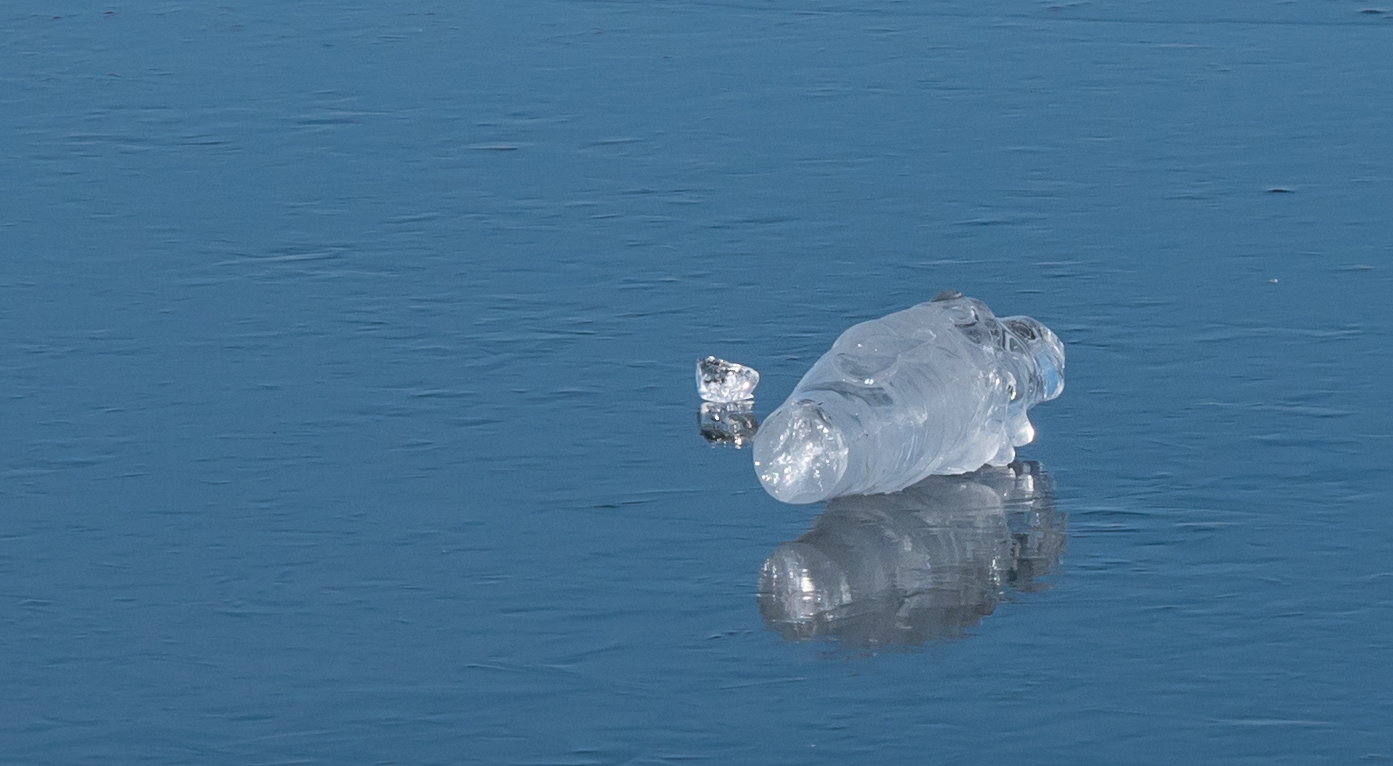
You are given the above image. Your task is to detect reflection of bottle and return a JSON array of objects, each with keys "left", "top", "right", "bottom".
[
  {"left": 757, "top": 461, "right": 1064, "bottom": 647},
  {"left": 753, "top": 291, "right": 1065, "bottom": 504}
]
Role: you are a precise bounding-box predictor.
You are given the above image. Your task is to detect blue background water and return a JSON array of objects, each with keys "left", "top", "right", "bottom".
[{"left": 3, "top": 1, "right": 1391, "bottom": 763}]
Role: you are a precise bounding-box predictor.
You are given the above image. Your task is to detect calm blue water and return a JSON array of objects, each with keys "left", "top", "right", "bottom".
[{"left": 3, "top": 1, "right": 1391, "bottom": 763}]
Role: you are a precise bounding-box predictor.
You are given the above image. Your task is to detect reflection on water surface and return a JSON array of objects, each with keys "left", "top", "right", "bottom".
[
  {"left": 758, "top": 462, "right": 1064, "bottom": 648},
  {"left": 697, "top": 400, "right": 759, "bottom": 448}
]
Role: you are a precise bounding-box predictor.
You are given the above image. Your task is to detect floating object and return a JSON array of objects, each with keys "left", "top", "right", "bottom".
[
  {"left": 696, "top": 356, "right": 759, "bottom": 403},
  {"left": 753, "top": 290, "right": 1065, "bottom": 504}
]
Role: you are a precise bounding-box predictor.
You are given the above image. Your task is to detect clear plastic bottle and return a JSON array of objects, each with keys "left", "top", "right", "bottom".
[{"left": 752, "top": 291, "right": 1065, "bottom": 504}]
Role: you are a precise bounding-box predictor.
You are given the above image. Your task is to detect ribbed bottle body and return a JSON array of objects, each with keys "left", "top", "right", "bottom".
[{"left": 753, "top": 293, "right": 1064, "bottom": 504}]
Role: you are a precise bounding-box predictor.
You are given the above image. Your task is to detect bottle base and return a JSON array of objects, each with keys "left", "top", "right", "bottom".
[{"left": 753, "top": 400, "right": 849, "bottom": 504}]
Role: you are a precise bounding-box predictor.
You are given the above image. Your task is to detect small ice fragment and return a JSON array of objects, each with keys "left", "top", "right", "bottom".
[
  {"left": 696, "top": 356, "right": 759, "bottom": 403},
  {"left": 698, "top": 401, "right": 759, "bottom": 448}
]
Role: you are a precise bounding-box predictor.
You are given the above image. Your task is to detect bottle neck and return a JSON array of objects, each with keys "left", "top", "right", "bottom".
[{"left": 1001, "top": 316, "right": 1066, "bottom": 405}]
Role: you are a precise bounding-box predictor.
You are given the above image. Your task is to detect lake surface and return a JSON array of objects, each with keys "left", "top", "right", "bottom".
[{"left": 3, "top": 1, "right": 1391, "bottom": 763}]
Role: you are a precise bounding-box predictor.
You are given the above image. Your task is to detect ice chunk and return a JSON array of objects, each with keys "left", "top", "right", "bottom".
[
  {"left": 696, "top": 356, "right": 759, "bottom": 403},
  {"left": 753, "top": 292, "right": 1065, "bottom": 504},
  {"left": 698, "top": 401, "right": 759, "bottom": 448}
]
